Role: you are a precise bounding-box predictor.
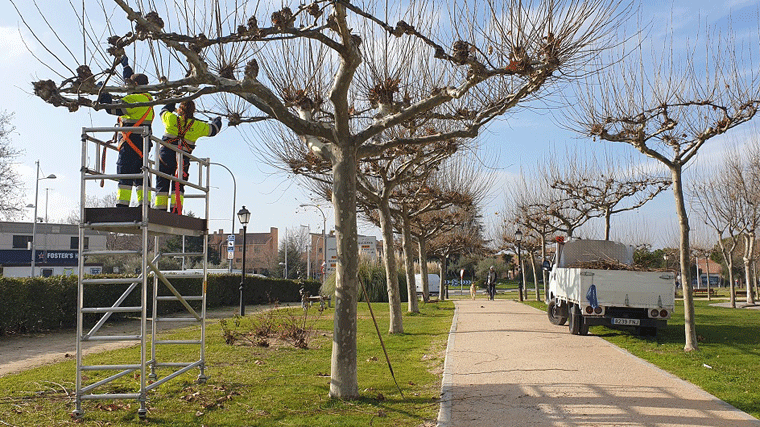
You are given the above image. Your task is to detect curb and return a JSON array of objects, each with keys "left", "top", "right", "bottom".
[{"left": 436, "top": 301, "right": 459, "bottom": 427}]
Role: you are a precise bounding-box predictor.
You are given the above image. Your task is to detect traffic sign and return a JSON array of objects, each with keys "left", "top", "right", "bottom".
[{"left": 227, "top": 234, "right": 235, "bottom": 242}]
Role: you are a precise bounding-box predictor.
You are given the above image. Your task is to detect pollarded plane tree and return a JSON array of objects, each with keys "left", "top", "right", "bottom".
[
  {"left": 407, "top": 153, "right": 494, "bottom": 302},
  {"left": 689, "top": 158, "right": 741, "bottom": 308},
  {"left": 569, "top": 26, "right": 760, "bottom": 351},
  {"left": 427, "top": 212, "right": 488, "bottom": 290},
  {"left": 498, "top": 220, "right": 544, "bottom": 301},
  {"left": 689, "top": 222, "right": 716, "bottom": 301},
  {"left": 389, "top": 153, "right": 493, "bottom": 310},
  {"left": 505, "top": 165, "right": 597, "bottom": 297},
  {"left": 547, "top": 146, "right": 671, "bottom": 241},
  {"left": 18, "top": 0, "right": 630, "bottom": 399},
  {"left": 726, "top": 139, "right": 760, "bottom": 305},
  {"left": 291, "top": 128, "right": 463, "bottom": 331},
  {"left": 356, "top": 139, "right": 461, "bottom": 321},
  {"left": 377, "top": 170, "right": 479, "bottom": 312},
  {"left": 299, "top": 134, "right": 462, "bottom": 332}
]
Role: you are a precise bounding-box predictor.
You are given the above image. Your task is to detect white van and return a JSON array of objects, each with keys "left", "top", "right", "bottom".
[{"left": 414, "top": 273, "right": 440, "bottom": 295}]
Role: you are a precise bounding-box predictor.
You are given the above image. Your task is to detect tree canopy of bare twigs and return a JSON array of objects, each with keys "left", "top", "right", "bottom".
[
  {"left": 568, "top": 23, "right": 760, "bottom": 351},
  {"left": 0, "top": 112, "right": 24, "bottom": 220},
  {"left": 15, "top": 0, "right": 630, "bottom": 398},
  {"left": 690, "top": 148, "right": 743, "bottom": 308},
  {"left": 548, "top": 147, "right": 671, "bottom": 240}
]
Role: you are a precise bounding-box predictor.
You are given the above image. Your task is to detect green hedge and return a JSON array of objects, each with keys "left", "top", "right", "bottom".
[{"left": 0, "top": 274, "right": 320, "bottom": 336}]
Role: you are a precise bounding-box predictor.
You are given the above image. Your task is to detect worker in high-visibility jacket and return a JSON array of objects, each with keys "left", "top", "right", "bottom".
[
  {"left": 154, "top": 100, "right": 221, "bottom": 213},
  {"left": 98, "top": 56, "right": 155, "bottom": 207}
]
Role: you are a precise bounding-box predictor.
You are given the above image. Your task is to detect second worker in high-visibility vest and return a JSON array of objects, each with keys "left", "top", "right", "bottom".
[
  {"left": 154, "top": 100, "right": 221, "bottom": 213},
  {"left": 98, "top": 55, "right": 155, "bottom": 207}
]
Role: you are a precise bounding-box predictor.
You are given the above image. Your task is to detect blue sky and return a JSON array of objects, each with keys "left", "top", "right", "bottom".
[{"left": 0, "top": 0, "right": 757, "bottom": 248}]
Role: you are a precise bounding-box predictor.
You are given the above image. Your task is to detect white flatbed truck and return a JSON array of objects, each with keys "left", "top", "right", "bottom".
[{"left": 546, "top": 239, "right": 676, "bottom": 336}]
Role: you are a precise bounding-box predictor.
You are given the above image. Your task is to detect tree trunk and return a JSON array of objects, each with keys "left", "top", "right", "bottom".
[
  {"left": 439, "top": 261, "right": 445, "bottom": 299},
  {"left": 705, "top": 256, "right": 712, "bottom": 301},
  {"left": 418, "top": 237, "right": 430, "bottom": 302},
  {"left": 529, "top": 253, "right": 540, "bottom": 301},
  {"left": 742, "top": 233, "right": 756, "bottom": 305},
  {"left": 671, "top": 165, "right": 698, "bottom": 351},
  {"left": 329, "top": 146, "right": 359, "bottom": 399},
  {"left": 378, "top": 199, "right": 403, "bottom": 334},
  {"left": 752, "top": 261, "right": 757, "bottom": 304},
  {"left": 604, "top": 206, "right": 612, "bottom": 241},
  {"left": 401, "top": 205, "right": 419, "bottom": 313},
  {"left": 717, "top": 237, "right": 736, "bottom": 308},
  {"left": 540, "top": 236, "right": 548, "bottom": 302}
]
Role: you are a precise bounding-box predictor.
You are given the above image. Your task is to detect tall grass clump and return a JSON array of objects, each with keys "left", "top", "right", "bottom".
[{"left": 321, "top": 256, "right": 408, "bottom": 302}]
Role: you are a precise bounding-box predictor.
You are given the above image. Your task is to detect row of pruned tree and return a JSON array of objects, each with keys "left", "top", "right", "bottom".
[
  {"left": 20, "top": 0, "right": 756, "bottom": 397},
  {"left": 497, "top": 147, "right": 670, "bottom": 299},
  {"left": 690, "top": 135, "right": 760, "bottom": 308}
]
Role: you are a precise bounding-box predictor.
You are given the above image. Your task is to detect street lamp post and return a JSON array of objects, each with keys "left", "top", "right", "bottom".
[
  {"left": 516, "top": 229, "right": 523, "bottom": 302},
  {"left": 284, "top": 229, "right": 288, "bottom": 279},
  {"left": 30, "top": 160, "right": 56, "bottom": 277},
  {"left": 237, "top": 206, "right": 251, "bottom": 316},
  {"left": 299, "top": 204, "right": 327, "bottom": 283},
  {"left": 210, "top": 162, "right": 237, "bottom": 272},
  {"left": 300, "top": 225, "right": 310, "bottom": 279}
]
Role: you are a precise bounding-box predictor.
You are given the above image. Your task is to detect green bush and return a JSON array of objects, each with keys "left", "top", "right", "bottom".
[{"left": 0, "top": 274, "right": 320, "bottom": 336}]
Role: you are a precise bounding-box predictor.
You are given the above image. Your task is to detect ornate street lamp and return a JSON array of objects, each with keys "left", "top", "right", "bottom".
[
  {"left": 515, "top": 229, "right": 523, "bottom": 302},
  {"left": 237, "top": 206, "right": 251, "bottom": 316}
]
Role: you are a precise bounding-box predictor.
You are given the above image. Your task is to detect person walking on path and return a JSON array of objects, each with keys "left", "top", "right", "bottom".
[{"left": 485, "top": 266, "right": 497, "bottom": 300}]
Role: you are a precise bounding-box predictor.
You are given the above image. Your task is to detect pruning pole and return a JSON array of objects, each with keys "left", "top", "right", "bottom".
[{"left": 358, "top": 276, "right": 405, "bottom": 399}]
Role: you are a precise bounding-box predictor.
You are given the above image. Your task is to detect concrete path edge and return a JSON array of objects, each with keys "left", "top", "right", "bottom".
[{"left": 436, "top": 301, "right": 458, "bottom": 427}]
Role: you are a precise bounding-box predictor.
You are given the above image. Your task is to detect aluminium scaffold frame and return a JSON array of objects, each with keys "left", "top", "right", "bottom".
[{"left": 75, "top": 125, "right": 211, "bottom": 419}]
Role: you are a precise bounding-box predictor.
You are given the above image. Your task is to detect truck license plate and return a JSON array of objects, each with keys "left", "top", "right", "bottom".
[{"left": 612, "top": 318, "right": 640, "bottom": 326}]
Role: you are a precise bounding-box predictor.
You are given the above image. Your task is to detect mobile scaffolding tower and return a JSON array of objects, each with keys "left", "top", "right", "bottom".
[{"left": 75, "top": 125, "right": 211, "bottom": 419}]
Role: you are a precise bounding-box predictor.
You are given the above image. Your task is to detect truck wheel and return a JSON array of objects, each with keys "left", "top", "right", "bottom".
[
  {"left": 568, "top": 304, "right": 581, "bottom": 335},
  {"left": 547, "top": 300, "right": 567, "bottom": 326},
  {"left": 578, "top": 318, "right": 589, "bottom": 336}
]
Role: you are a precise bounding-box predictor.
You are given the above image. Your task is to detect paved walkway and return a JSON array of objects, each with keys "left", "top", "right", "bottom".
[{"left": 438, "top": 299, "right": 759, "bottom": 427}]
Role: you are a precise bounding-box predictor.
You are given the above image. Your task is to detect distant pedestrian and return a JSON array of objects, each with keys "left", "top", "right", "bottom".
[{"left": 486, "top": 266, "right": 497, "bottom": 300}]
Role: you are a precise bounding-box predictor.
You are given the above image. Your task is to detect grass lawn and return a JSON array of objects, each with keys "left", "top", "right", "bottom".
[
  {"left": 0, "top": 301, "right": 454, "bottom": 426},
  {"left": 522, "top": 296, "right": 760, "bottom": 419}
]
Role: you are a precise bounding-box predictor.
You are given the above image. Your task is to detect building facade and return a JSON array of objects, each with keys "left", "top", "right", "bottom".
[
  {"left": 324, "top": 234, "right": 378, "bottom": 277},
  {"left": 0, "top": 221, "right": 108, "bottom": 277},
  {"left": 208, "top": 227, "right": 278, "bottom": 275}
]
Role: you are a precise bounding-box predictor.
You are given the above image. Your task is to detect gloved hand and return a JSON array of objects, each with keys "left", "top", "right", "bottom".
[
  {"left": 212, "top": 116, "right": 222, "bottom": 129},
  {"left": 120, "top": 56, "right": 129, "bottom": 67}
]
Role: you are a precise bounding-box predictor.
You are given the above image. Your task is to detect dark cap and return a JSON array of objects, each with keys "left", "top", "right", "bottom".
[{"left": 130, "top": 73, "right": 149, "bottom": 86}]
